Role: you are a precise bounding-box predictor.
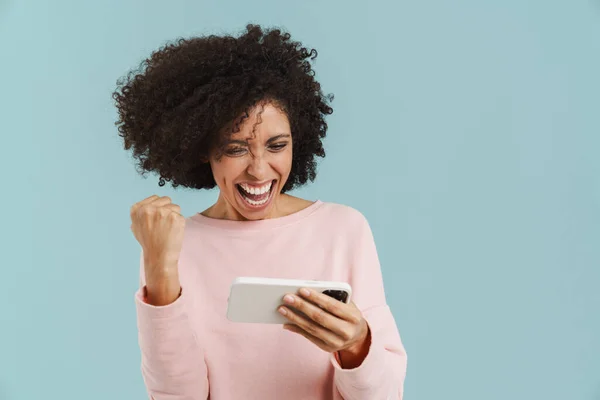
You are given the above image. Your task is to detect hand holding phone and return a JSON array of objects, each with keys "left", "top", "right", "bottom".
[{"left": 226, "top": 277, "right": 352, "bottom": 324}]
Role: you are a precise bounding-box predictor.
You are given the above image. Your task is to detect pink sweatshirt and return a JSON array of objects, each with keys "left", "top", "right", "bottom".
[{"left": 135, "top": 200, "right": 407, "bottom": 399}]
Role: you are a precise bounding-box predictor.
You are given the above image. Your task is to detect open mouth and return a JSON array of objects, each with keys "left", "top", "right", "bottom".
[{"left": 236, "top": 180, "right": 276, "bottom": 208}]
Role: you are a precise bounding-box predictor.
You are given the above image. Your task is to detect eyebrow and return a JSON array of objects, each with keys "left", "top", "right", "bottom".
[
  {"left": 267, "top": 134, "right": 291, "bottom": 143},
  {"left": 225, "top": 134, "right": 291, "bottom": 146}
]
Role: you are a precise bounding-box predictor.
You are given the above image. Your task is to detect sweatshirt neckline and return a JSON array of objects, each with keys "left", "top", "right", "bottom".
[{"left": 189, "top": 200, "right": 324, "bottom": 231}]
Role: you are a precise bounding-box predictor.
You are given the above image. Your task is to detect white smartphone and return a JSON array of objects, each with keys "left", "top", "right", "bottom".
[{"left": 226, "top": 277, "right": 352, "bottom": 324}]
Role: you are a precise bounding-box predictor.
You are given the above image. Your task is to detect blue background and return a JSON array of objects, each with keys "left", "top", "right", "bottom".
[{"left": 1, "top": 0, "right": 599, "bottom": 399}]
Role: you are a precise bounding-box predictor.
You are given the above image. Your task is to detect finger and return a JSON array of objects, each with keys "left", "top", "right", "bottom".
[
  {"left": 130, "top": 195, "right": 170, "bottom": 213},
  {"left": 163, "top": 203, "right": 183, "bottom": 216},
  {"left": 296, "top": 288, "right": 360, "bottom": 324},
  {"left": 134, "top": 197, "right": 173, "bottom": 218},
  {"left": 281, "top": 294, "right": 348, "bottom": 337},
  {"left": 139, "top": 195, "right": 160, "bottom": 205},
  {"left": 149, "top": 196, "right": 172, "bottom": 207},
  {"left": 130, "top": 195, "right": 159, "bottom": 215},
  {"left": 279, "top": 305, "right": 343, "bottom": 349},
  {"left": 283, "top": 324, "right": 334, "bottom": 353}
]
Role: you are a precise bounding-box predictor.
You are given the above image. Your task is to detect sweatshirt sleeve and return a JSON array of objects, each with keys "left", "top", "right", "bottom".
[
  {"left": 135, "top": 251, "right": 210, "bottom": 400},
  {"left": 331, "top": 212, "right": 408, "bottom": 400}
]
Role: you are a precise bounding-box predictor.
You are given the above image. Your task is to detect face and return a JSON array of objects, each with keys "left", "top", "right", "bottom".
[{"left": 209, "top": 102, "right": 293, "bottom": 221}]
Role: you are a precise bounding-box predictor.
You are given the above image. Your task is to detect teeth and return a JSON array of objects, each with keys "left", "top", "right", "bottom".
[
  {"left": 245, "top": 196, "right": 269, "bottom": 206},
  {"left": 238, "top": 181, "right": 273, "bottom": 206},
  {"left": 240, "top": 181, "right": 272, "bottom": 195}
]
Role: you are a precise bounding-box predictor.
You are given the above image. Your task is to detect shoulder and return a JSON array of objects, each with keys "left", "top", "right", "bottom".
[{"left": 316, "top": 201, "right": 372, "bottom": 232}]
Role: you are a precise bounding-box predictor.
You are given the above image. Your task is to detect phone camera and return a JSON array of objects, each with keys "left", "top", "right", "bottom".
[{"left": 322, "top": 290, "right": 348, "bottom": 303}]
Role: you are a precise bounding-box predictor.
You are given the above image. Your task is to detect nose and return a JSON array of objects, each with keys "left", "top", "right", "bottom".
[{"left": 246, "top": 152, "right": 268, "bottom": 180}]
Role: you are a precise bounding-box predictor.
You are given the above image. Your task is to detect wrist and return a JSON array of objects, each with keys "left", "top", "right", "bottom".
[
  {"left": 143, "top": 253, "right": 179, "bottom": 270},
  {"left": 143, "top": 255, "right": 179, "bottom": 283},
  {"left": 145, "top": 281, "right": 181, "bottom": 306},
  {"left": 144, "top": 264, "right": 181, "bottom": 306},
  {"left": 338, "top": 323, "right": 371, "bottom": 369}
]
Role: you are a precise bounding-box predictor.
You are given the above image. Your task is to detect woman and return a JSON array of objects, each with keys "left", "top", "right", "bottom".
[{"left": 114, "top": 24, "right": 407, "bottom": 399}]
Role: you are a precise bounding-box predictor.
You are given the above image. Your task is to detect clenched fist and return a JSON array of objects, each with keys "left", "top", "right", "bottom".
[{"left": 130, "top": 195, "right": 185, "bottom": 306}]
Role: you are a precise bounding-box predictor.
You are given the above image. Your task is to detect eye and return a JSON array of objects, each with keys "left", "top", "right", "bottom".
[
  {"left": 269, "top": 142, "right": 288, "bottom": 151},
  {"left": 225, "top": 147, "right": 247, "bottom": 156}
]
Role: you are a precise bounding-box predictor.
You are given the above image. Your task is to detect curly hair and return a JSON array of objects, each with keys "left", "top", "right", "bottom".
[{"left": 112, "top": 24, "right": 334, "bottom": 192}]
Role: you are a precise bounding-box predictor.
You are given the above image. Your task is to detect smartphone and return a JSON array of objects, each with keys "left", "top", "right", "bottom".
[{"left": 226, "top": 277, "right": 352, "bottom": 324}]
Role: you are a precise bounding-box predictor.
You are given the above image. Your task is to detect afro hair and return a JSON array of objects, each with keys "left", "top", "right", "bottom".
[{"left": 112, "top": 24, "right": 334, "bottom": 192}]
